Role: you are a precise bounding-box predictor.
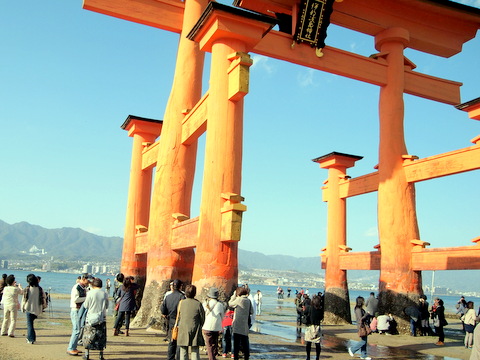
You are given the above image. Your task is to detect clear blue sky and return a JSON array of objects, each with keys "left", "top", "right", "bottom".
[{"left": 1, "top": 0, "right": 479, "bottom": 258}]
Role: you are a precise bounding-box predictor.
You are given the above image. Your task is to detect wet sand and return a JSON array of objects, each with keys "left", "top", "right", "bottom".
[{"left": 0, "top": 294, "right": 473, "bottom": 360}]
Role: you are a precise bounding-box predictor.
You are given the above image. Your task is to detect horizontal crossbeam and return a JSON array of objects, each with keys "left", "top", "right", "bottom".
[
  {"left": 83, "top": 0, "right": 462, "bottom": 104},
  {"left": 333, "top": 144, "right": 480, "bottom": 199},
  {"left": 324, "top": 245, "right": 480, "bottom": 271}
]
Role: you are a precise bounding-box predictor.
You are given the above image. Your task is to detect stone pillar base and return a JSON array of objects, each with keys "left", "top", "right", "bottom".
[
  {"left": 324, "top": 287, "right": 351, "bottom": 324},
  {"left": 131, "top": 280, "right": 169, "bottom": 330},
  {"left": 378, "top": 290, "right": 422, "bottom": 335}
]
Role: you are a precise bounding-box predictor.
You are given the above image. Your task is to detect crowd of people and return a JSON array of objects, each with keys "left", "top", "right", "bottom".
[
  {"left": 0, "top": 272, "right": 111, "bottom": 359},
  {"left": 2, "top": 273, "right": 480, "bottom": 360},
  {"left": 66, "top": 272, "right": 140, "bottom": 359},
  {"left": 161, "top": 281, "right": 262, "bottom": 360}
]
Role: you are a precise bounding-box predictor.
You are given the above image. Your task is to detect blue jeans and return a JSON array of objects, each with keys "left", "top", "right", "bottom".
[
  {"left": 68, "top": 308, "right": 80, "bottom": 351},
  {"left": 114, "top": 310, "right": 132, "bottom": 330},
  {"left": 350, "top": 335, "right": 367, "bottom": 357},
  {"left": 222, "top": 326, "right": 234, "bottom": 354},
  {"left": 26, "top": 312, "right": 37, "bottom": 343},
  {"left": 410, "top": 318, "right": 417, "bottom": 336}
]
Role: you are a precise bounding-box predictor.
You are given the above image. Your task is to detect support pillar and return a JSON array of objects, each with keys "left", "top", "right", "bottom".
[
  {"left": 120, "top": 115, "right": 162, "bottom": 278},
  {"left": 314, "top": 152, "right": 362, "bottom": 324},
  {"left": 375, "top": 28, "right": 422, "bottom": 333},
  {"left": 133, "top": 0, "right": 208, "bottom": 328},
  {"left": 187, "top": 3, "right": 275, "bottom": 299},
  {"left": 194, "top": 38, "right": 248, "bottom": 297}
]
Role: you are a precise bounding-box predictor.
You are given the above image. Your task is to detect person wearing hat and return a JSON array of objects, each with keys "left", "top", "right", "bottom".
[
  {"left": 161, "top": 279, "right": 185, "bottom": 360},
  {"left": 202, "top": 287, "right": 225, "bottom": 360}
]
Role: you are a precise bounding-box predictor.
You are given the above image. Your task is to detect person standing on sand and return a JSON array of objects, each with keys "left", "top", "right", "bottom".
[
  {"left": 229, "top": 286, "right": 253, "bottom": 360},
  {"left": 365, "top": 292, "right": 378, "bottom": 318},
  {"left": 348, "top": 296, "right": 372, "bottom": 360},
  {"left": 177, "top": 284, "right": 205, "bottom": 360},
  {"left": 462, "top": 301, "right": 476, "bottom": 348},
  {"left": 457, "top": 296, "right": 468, "bottom": 332},
  {"left": 21, "top": 273, "right": 46, "bottom": 345},
  {"left": 113, "top": 276, "right": 140, "bottom": 336},
  {"left": 418, "top": 295, "right": 431, "bottom": 336},
  {"left": 202, "top": 287, "right": 224, "bottom": 360},
  {"left": 112, "top": 273, "right": 124, "bottom": 333},
  {"left": 161, "top": 279, "right": 185, "bottom": 360},
  {"left": 304, "top": 295, "right": 324, "bottom": 360},
  {"left": 431, "top": 298, "right": 447, "bottom": 346},
  {"left": 82, "top": 277, "right": 108, "bottom": 360},
  {"left": 221, "top": 306, "right": 235, "bottom": 358},
  {"left": 1, "top": 274, "right": 24, "bottom": 337},
  {"left": 67, "top": 274, "right": 89, "bottom": 356}
]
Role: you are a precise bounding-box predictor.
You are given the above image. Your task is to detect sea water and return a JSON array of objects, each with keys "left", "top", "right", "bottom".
[{"left": 3, "top": 269, "right": 475, "bottom": 314}]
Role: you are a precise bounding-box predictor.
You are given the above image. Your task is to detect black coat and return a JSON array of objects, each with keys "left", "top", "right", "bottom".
[{"left": 161, "top": 290, "right": 185, "bottom": 330}]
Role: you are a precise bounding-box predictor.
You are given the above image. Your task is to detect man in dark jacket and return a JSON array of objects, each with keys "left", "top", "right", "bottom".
[{"left": 161, "top": 279, "right": 185, "bottom": 360}]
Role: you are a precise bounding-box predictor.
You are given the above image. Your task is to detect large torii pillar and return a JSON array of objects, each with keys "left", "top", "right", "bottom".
[
  {"left": 133, "top": 0, "right": 208, "bottom": 326},
  {"left": 187, "top": 3, "right": 276, "bottom": 296},
  {"left": 120, "top": 115, "right": 162, "bottom": 278},
  {"left": 375, "top": 28, "right": 423, "bottom": 328},
  {"left": 314, "top": 152, "right": 362, "bottom": 324}
]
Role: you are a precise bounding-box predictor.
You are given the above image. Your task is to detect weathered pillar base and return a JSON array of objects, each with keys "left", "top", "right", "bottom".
[
  {"left": 131, "top": 280, "right": 169, "bottom": 330},
  {"left": 324, "top": 287, "right": 351, "bottom": 324},
  {"left": 133, "top": 273, "right": 146, "bottom": 314},
  {"left": 378, "top": 289, "right": 421, "bottom": 335},
  {"left": 195, "top": 277, "right": 238, "bottom": 303}
]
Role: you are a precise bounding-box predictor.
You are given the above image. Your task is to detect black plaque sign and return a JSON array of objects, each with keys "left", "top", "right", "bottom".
[{"left": 294, "top": 0, "right": 334, "bottom": 52}]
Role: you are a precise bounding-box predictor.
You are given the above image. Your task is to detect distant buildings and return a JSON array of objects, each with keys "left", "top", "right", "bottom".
[
  {"left": 82, "top": 264, "right": 93, "bottom": 274},
  {"left": 19, "top": 245, "right": 47, "bottom": 256},
  {"left": 1, "top": 260, "right": 8, "bottom": 269},
  {"left": 29, "top": 245, "right": 46, "bottom": 255},
  {"left": 82, "top": 263, "right": 116, "bottom": 275}
]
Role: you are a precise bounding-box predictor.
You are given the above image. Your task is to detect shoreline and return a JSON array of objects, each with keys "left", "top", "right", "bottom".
[{"left": 1, "top": 296, "right": 472, "bottom": 360}]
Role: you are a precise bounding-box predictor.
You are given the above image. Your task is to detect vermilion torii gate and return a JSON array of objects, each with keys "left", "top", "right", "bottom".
[{"left": 82, "top": 0, "right": 480, "bottom": 331}]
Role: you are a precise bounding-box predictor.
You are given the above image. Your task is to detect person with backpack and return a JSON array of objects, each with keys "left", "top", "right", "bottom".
[{"left": 202, "top": 287, "right": 225, "bottom": 360}]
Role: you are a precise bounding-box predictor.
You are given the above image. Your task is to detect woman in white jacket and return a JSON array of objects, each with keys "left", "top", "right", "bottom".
[
  {"left": 1, "top": 275, "right": 24, "bottom": 337},
  {"left": 21, "top": 274, "right": 46, "bottom": 344},
  {"left": 463, "top": 301, "right": 476, "bottom": 348},
  {"left": 202, "top": 288, "right": 225, "bottom": 360}
]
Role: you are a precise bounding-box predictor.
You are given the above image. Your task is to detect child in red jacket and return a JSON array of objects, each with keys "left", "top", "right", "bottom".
[{"left": 222, "top": 307, "right": 234, "bottom": 358}]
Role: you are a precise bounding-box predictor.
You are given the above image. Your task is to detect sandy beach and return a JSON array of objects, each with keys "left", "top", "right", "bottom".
[{"left": 0, "top": 294, "right": 473, "bottom": 360}]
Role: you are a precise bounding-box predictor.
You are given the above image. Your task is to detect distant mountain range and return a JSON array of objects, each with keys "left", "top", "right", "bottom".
[
  {"left": 0, "top": 219, "right": 321, "bottom": 271},
  {"left": 0, "top": 220, "right": 477, "bottom": 293},
  {"left": 0, "top": 220, "right": 123, "bottom": 260}
]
